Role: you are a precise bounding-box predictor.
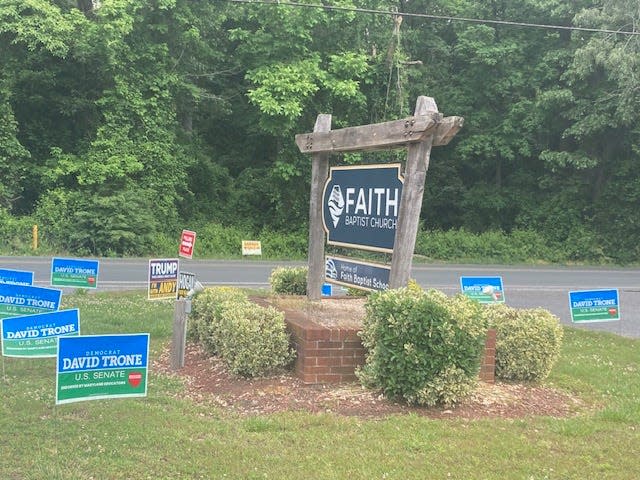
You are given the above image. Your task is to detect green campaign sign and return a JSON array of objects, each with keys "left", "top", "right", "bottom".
[
  {"left": 460, "top": 276, "right": 505, "bottom": 304},
  {"left": 51, "top": 257, "right": 99, "bottom": 288},
  {"left": 0, "top": 283, "right": 61, "bottom": 319},
  {"left": 2, "top": 309, "right": 79, "bottom": 358},
  {"left": 56, "top": 333, "right": 150, "bottom": 405},
  {"left": 569, "top": 289, "right": 620, "bottom": 323}
]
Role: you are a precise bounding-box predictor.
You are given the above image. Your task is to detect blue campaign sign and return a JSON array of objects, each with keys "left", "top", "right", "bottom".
[
  {"left": 56, "top": 333, "right": 150, "bottom": 405},
  {"left": 0, "top": 268, "right": 34, "bottom": 286},
  {"left": 323, "top": 164, "right": 404, "bottom": 253},
  {"left": 325, "top": 256, "right": 391, "bottom": 292},
  {"left": 51, "top": 257, "right": 99, "bottom": 288},
  {"left": 148, "top": 258, "right": 180, "bottom": 300},
  {"left": 460, "top": 276, "right": 505, "bottom": 304},
  {"left": 2, "top": 309, "right": 80, "bottom": 358},
  {"left": 0, "top": 283, "right": 62, "bottom": 319},
  {"left": 569, "top": 289, "right": 620, "bottom": 323}
]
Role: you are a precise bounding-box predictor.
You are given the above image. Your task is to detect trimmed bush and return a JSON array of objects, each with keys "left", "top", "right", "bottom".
[
  {"left": 189, "top": 287, "right": 294, "bottom": 377},
  {"left": 269, "top": 266, "right": 308, "bottom": 295},
  {"left": 189, "top": 287, "right": 249, "bottom": 354},
  {"left": 216, "top": 302, "right": 295, "bottom": 377},
  {"left": 357, "top": 288, "right": 487, "bottom": 407},
  {"left": 483, "top": 304, "right": 563, "bottom": 381}
]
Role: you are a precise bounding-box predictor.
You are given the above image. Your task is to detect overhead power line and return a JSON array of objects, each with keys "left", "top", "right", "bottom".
[{"left": 228, "top": 0, "right": 640, "bottom": 37}]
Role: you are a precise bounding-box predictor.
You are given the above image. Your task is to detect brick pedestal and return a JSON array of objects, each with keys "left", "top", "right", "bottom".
[
  {"left": 255, "top": 297, "right": 497, "bottom": 385},
  {"left": 285, "top": 314, "right": 366, "bottom": 384},
  {"left": 479, "top": 328, "right": 496, "bottom": 384}
]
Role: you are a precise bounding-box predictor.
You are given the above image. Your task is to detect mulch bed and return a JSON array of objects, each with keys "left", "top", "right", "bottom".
[{"left": 153, "top": 344, "right": 584, "bottom": 419}]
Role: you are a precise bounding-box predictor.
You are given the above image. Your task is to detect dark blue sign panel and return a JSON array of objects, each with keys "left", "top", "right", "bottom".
[
  {"left": 0, "top": 283, "right": 62, "bottom": 319},
  {"left": 2, "top": 309, "right": 80, "bottom": 358},
  {"left": 323, "top": 164, "right": 404, "bottom": 253},
  {"left": 0, "top": 268, "right": 34, "bottom": 286},
  {"left": 569, "top": 289, "right": 620, "bottom": 323},
  {"left": 460, "top": 276, "right": 505, "bottom": 304},
  {"left": 325, "top": 256, "right": 390, "bottom": 292}
]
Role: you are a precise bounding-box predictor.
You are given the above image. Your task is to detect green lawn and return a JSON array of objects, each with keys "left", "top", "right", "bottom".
[{"left": 1, "top": 291, "right": 638, "bottom": 479}]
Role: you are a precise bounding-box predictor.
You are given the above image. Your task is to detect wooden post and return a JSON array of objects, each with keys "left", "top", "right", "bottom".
[
  {"left": 389, "top": 97, "right": 439, "bottom": 288},
  {"left": 296, "top": 95, "right": 462, "bottom": 294},
  {"left": 307, "top": 114, "right": 332, "bottom": 300},
  {"left": 171, "top": 299, "right": 189, "bottom": 370}
]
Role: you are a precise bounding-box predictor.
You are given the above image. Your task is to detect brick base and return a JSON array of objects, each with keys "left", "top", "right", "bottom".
[
  {"left": 285, "top": 312, "right": 366, "bottom": 384},
  {"left": 254, "top": 297, "right": 496, "bottom": 385},
  {"left": 479, "top": 328, "right": 496, "bottom": 384}
]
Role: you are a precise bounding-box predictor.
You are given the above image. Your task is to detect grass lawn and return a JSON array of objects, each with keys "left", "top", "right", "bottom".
[{"left": 1, "top": 291, "right": 638, "bottom": 479}]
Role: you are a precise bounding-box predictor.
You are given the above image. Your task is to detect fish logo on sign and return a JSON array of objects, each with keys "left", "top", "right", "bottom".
[
  {"left": 328, "top": 185, "right": 345, "bottom": 228},
  {"left": 325, "top": 258, "right": 338, "bottom": 279}
]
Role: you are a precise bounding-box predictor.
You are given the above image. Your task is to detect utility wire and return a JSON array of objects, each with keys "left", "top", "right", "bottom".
[{"left": 228, "top": 0, "right": 640, "bottom": 37}]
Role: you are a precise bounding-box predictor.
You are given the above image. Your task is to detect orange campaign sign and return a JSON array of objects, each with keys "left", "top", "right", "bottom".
[
  {"left": 179, "top": 230, "right": 196, "bottom": 259},
  {"left": 241, "top": 240, "right": 262, "bottom": 256}
]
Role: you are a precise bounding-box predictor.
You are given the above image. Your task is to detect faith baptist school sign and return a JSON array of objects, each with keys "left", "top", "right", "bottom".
[{"left": 322, "top": 164, "right": 404, "bottom": 253}]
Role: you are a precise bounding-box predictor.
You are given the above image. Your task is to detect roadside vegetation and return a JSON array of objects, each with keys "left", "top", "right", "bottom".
[
  {"left": 0, "top": 220, "right": 630, "bottom": 266},
  {"left": 1, "top": 1, "right": 639, "bottom": 265},
  {"left": 2, "top": 291, "right": 638, "bottom": 479}
]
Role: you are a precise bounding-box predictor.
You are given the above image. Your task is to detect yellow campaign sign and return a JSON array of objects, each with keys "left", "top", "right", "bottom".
[{"left": 242, "top": 240, "right": 262, "bottom": 256}]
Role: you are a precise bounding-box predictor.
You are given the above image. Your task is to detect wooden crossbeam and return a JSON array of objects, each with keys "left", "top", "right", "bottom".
[
  {"left": 433, "top": 116, "right": 464, "bottom": 146},
  {"left": 295, "top": 112, "right": 442, "bottom": 153}
]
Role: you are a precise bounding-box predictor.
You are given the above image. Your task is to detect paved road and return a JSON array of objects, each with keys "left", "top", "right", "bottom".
[{"left": 1, "top": 257, "right": 638, "bottom": 338}]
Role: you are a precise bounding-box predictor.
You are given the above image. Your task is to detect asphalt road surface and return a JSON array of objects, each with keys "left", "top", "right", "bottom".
[{"left": 1, "top": 257, "right": 638, "bottom": 338}]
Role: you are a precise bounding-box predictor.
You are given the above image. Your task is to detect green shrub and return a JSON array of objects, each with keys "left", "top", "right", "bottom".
[
  {"left": 358, "top": 288, "right": 487, "bottom": 407},
  {"left": 269, "top": 266, "right": 308, "bottom": 295},
  {"left": 216, "top": 302, "right": 295, "bottom": 377},
  {"left": 0, "top": 208, "right": 37, "bottom": 254},
  {"left": 483, "top": 304, "right": 563, "bottom": 381},
  {"left": 189, "top": 287, "right": 249, "bottom": 354},
  {"left": 346, "top": 287, "right": 369, "bottom": 297},
  {"left": 189, "top": 287, "right": 294, "bottom": 377},
  {"left": 259, "top": 228, "right": 307, "bottom": 259},
  {"left": 414, "top": 228, "right": 556, "bottom": 263}
]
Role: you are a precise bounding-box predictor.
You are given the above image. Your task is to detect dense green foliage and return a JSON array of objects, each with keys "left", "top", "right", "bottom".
[
  {"left": 269, "top": 265, "right": 309, "bottom": 295},
  {"left": 1, "top": 0, "right": 639, "bottom": 262},
  {"left": 358, "top": 288, "right": 487, "bottom": 406},
  {"left": 484, "top": 303, "right": 564, "bottom": 381},
  {"left": 189, "top": 286, "right": 294, "bottom": 377}
]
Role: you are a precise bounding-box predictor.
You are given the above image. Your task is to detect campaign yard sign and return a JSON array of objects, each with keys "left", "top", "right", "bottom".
[
  {"left": 148, "top": 258, "right": 179, "bottom": 300},
  {"left": 179, "top": 229, "right": 196, "bottom": 259},
  {"left": 177, "top": 271, "right": 196, "bottom": 300},
  {"left": 325, "top": 256, "right": 390, "bottom": 292},
  {"left": 322, "top": 164, "right": 404, "bottom": 253},
  {"left": 0, "top": 268, "right": 34, "bottom": 286},
  {"left": 2, "top": 309, "right": 79, "bottom": 358},
  {"left": 51, "top": 257, "right": 99, "bottom": 289},
  {"left": 242, "top": 240, "right": 262, "bottom": 256},
  {"left": 56, "top": 333, "right": 150, "bottom": 405},
  {"left": 569, "top": 289, "right": 620, "bottom": 323},
  {"left": 0, "top": 283, "right": 62, "bottom": 319},
  {"left": 460, "top": 276, "right": 505, "bottom": 304}
]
